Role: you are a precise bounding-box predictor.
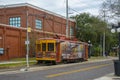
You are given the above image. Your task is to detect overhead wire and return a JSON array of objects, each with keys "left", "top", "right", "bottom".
[{"left": 68, "top": 7, "right": 80, "bottom": 14}]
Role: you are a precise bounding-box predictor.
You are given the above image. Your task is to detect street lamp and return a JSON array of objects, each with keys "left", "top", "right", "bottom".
[
  {"left": 111, "top": 22, "right": 120, "bottom": 76},
  {"left": 111, "top": 23, "right": 120, "bottom": 60},
  {"left": 88, "top": 40, "right": 92, "bottom": 58}
]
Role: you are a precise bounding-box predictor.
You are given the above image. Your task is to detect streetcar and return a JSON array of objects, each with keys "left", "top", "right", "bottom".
[{"left": 36, "top": 37, "right": 88, "bottom": 64}]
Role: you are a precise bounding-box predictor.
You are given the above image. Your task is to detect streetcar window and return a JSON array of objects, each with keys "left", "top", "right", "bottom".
[
  {"left": 37, "top": 44, "right": 41, "bottom": 51},
  {"left": 48, "top": 43, "right": 54, "bottom": 51},
  {"left": 42, "top": 43, "right": 46, "bottom": 51}
]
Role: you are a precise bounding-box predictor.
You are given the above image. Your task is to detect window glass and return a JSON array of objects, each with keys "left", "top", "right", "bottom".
[
  {"left": 36, "top": 19, "right": 42, "bottom": 29},
  {"left": 48, "top": 43, "right": 54, "bottom": 51},
  {"left": 42, "top": 43, "right": 46, "bottom": 51},
  {"left": 9, "top": 17, "right": 21, "bottom": 27},
  {"left": 70, "top": 27, "right": 74, "bottom": 36}
]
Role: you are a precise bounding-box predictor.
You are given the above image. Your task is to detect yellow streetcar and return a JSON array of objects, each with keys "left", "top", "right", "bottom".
[{"left": 36, "top": 37, "right": 88, "bottom": 64}]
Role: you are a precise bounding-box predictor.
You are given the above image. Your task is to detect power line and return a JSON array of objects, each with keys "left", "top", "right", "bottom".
[{"left": 68, "top": 7, "right": 81, "bottom": 14}]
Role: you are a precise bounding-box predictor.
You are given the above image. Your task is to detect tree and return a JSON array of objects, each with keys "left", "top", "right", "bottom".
[
  {"left": 100, "top": 0, "right": 120, "bottom": 55},
  {"left": 74, "top": 13, "right": 107, "bottom": 43},
  {"left": 29, "top": 30, "right": 38, "bottom": 57},
  {"left": 100, "top": 0, "right": 120, "bottom": 22},
  {"left": 71, "top": 13, "right": 115, "bottom": 56}
]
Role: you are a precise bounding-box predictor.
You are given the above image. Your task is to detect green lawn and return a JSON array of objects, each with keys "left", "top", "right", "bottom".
[
  {"left": 10, "top": 57, "right": 36, "bottom": 61},
  {"left": 88, "top": 56, "right": 107, "bottom": 61},
  {"left": 0, "top": 57, "right": 37, "bottom": 69}
]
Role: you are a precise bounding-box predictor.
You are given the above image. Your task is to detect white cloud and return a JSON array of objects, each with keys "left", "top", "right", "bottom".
[
  {"left": 0, "top": 0, "right": 104, "bottom": 16},
  {"left": 83, "top": 8, "right": 100, "bottom": 16},
  {"left": 0, "top": 0, "right": 26, "bottom": 4}
]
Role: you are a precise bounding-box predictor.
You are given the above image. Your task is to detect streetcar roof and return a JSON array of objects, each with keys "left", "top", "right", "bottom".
[{"left": 37, "top": 38, "right": 88, "bottom": 45}]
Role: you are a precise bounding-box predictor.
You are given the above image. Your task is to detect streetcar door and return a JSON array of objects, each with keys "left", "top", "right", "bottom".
[{"left": 56, "top": 42, "right": 61, "bottom": 62}]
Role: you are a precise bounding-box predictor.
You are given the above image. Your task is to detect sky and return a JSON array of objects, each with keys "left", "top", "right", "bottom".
[{"left": 0, "top": 0, "right": 105, "bottom": 17}]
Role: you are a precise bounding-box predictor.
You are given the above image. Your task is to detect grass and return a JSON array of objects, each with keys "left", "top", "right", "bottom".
[
  {"left": 88, "top": 56, "right": 107, "bottom": 61},
  {"left": 0, "top": 57, "right": 37, "bottom": 69},
  {"left": 9, "top": 57, "right": 36, "bottom": 61},
  {"left": 0, "top": 62, "right": 37, "bottom": 69}
]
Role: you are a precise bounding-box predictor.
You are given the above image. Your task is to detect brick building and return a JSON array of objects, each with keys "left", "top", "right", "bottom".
[{"left": 0, "top": 3, "right": 76, "bottom": 60}]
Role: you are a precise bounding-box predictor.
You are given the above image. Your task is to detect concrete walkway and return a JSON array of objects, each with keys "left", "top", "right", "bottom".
[{"left": 94, "top": 73, "right": 120, "bottom": 80}]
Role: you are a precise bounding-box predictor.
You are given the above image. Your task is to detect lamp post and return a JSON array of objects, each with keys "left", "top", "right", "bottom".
[
  {"left": 111, "top": 22, "right": 120, "bottom": 76},
  {"left": 88, "top": 40, "right": 92, "bottom": 58}
]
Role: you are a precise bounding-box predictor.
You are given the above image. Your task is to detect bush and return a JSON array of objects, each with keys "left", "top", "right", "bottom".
[
  {"left": 109, "top": 52, "right": 117, "bottom": 56},
  {"left": 92, "top": 46, "right": 102, "bottom": 57}
]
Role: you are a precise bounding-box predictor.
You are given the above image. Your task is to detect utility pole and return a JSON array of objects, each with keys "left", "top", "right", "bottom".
[
  {"left": 26, "top": 10, "right": 29, "bottom": 69},
  {"left": 103, "top": 32, "right": 105, "bottom": 56},
  {"left": 103, "top": 10, "right": 106, "bottom": 57},
  {"left": 66, "top": 0, "right": 69, "bottom": 38}
]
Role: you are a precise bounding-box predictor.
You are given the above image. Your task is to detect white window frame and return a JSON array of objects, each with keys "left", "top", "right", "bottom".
[
  {"left": 9, "top": 17, "right": 21, "bottom": 27},
  {"left": 36, "top": 19, "right": 42, "bottom": 29}
]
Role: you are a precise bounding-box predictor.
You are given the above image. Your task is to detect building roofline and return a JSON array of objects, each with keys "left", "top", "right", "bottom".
[{"left": 0, "top": 3, "right": 75, "bottom": 22}]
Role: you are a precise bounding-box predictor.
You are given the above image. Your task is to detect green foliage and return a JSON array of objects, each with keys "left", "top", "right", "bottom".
[
  {"left": 75, "top": 13, "right": 106, "bottom": 43},
  {"left": 92, "top": 46, "right": 101, "bottom": 57},
  {"left": 109, "top": 52, "right": 116, "bottom": 56},
  {"left": 29, "top": 30, "right": 38, "bottom": 57},
  {"left": 71, "top": 13, "right": 118, "bottom": 56},
  {"left": 0, "top": 62, "right": 36, "bottom": 69}
]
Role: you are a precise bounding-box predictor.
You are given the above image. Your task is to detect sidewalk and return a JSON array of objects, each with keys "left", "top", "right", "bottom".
[{"left": 94, "top": 73, "right": 120, "bottom": 80}]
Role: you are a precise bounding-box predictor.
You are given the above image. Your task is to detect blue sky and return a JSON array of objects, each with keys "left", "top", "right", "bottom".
[{"left": 0, "top": 0, "right": 105, "bottom": 17}]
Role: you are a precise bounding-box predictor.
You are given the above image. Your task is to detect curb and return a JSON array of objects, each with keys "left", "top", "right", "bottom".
[{"left": 0, "top": 57, "right": 118, "bottom": 74}]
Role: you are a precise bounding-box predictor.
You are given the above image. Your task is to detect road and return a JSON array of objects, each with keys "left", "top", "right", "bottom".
[{"left": 0, "top": 60, "right": 114, "bottom": 80}]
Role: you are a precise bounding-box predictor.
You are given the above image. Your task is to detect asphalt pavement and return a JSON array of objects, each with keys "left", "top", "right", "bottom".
[{"left": 0, "top": 56, "right": 120, "bottom": 80}]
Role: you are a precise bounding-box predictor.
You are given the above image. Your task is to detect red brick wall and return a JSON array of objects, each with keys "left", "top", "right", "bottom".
[
  {"left": 0, "top": 25, "right": 27, "bottom": 60},
  {"left": 0, "top": 6, "right": 75, "bottom": 36},
  {"left": 0, "top": 5, "right": 76, "bottom": 60}
]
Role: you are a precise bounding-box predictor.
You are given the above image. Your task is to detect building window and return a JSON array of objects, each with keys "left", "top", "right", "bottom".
[
  {"left": 9, "top": 17, "right": 21, "bottom": 27},
  {"left": 36, "top": 19, "right": 42, "bottom": 29},
  {"left": 70, "top": 27, "right": 74, "bottom": 36}
]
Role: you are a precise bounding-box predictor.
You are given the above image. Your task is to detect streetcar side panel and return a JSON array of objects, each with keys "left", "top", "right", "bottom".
[{"left": 60, "top": 41, "right": 88, "bottom": 62}]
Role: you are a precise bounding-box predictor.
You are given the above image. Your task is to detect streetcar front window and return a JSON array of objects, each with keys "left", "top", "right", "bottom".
[
  {"left": 42, "top": 43, "right": 46, "bottom": 51},
  {"left": 48, "top": 43, "right": 54, "bottom": 51}
]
